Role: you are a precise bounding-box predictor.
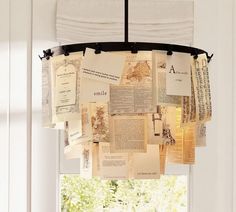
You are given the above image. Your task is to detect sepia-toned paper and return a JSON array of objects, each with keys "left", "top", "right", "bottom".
[
  {"left": 80, "top": 142, "right": 99, "bottom": 178},
  {"left": 181, "top": 66, "right": 197, "bottom": 126},
  {"left": 90, "top": 103, "right": 109, "bottom": 143},
  {"left": 159, "top": 144, "right": 167, "bottom": 175},
  {"left": 110, "top": 115, "right": 147, "bottom": 153},
  {"left": 147, "top": 108, "right": 163, "bottom": 144},
  {"left": 161, "top": 106, "right": 176, "bottom": 145},
  {"left": 153, "top": 51, "right": 182, "bottom": 106},
  {"left": 42, "top": 58, "right": 56, "bottom": 128},
  {"left": 64, "top": 143, "right": 81, "bottom": 160},
  {"left": 109, "top": 52, "right": 155, "bottom": 114},
  {"left": 167, "top": 108, "right": 195, "bottom": 164},
  {"left": 130, "top": 144, "right": 160, "bottom": 179},
  {"left": 195, "top": 123, "right": 206, "bottom": 147},
  {"left": 51, "top": 52, "right": 82, "bottom": 123},
  {"left": 81, "top": 48, "right": 125, "bottom": 85},
  {"left": 99, "top": 142, "right": 129, "bottom": 179},
  {"left": 69, "top": 104, "right": 93, "bottom": 143},
  {"left": 80, "top": 77, "right": 110, "bottom": 103},
  {"left": 166, "top": 52, "right": 191, "bottom": 96},
  {"left": 67, "top": 119, "right": 82, "bottom": 145},
  {"left": 191, "top": 54, "right": 212, "bottom": 122}
]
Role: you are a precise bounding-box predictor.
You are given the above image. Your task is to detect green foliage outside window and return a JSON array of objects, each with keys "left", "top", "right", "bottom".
[{"left": 61, "top": 175, "right": 187, "bottom": 212}]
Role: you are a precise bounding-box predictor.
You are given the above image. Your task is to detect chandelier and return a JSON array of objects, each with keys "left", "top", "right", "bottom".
[{"left": 40, "top": 0, "right": 213, "bottom": 179}]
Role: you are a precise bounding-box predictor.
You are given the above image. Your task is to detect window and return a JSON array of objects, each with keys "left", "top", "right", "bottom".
[{"left": 59, "top": 138, "right": 190, "bottom": 212}]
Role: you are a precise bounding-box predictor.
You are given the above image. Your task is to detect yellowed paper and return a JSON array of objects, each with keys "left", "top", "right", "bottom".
[
  {"left": 159, "top": 144, "right": 167, "bottom": 175},
  {"left": 195, "top": 123, "right": 206, "bottom": 147},
  {"left": 166, "top": 52, "right": 191, "bottom": 96},
  {"left": 99, "top": 142, "right": 129, "bottom": 179},
  {"left": 167, "top": 108, "right": 195, "bottom": 164},
  {"left": 51, "top": 52, "right": 83, "bottom": 122},
  {"left": 80, "top": 142, "right": 99, "bottom": 179},
  {"left": 110, "top": 115, "right": 147, "bottom": 153},
  {"left": 130, "top": 144, "right": 160, "bottom": 179},
  {"left": 109, "top": 51, "right": 155, "bottom": 114},
  {"left": 191, "top": 54, "right": 212, "bottom": 122},
  {"left": 81, "top": 48, "right": 125, "bottom": 85},
  {"left": 153, "top": 51, "right": 182, "bottom": 106}
]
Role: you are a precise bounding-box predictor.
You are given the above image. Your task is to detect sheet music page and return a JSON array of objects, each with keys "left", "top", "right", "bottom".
[
  {"left": 99, "top": 142, "right": 129, "bottom": 179},
  {"left": 51, "top": 52, "right": 82, "bottom": 122},
  {"left": 110, "top": 115, "right": 147, "bottom": 153}
]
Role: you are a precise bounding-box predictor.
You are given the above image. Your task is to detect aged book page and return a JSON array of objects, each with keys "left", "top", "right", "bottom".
[
  {"left": 166, "top": 52, "right": 191, "bottom": 96},
  {"left": 195, "top": 123, "right": 206, "bottom": 147},
  {"left": 181, "top": 64, "right": 197, "bottom": 125},
  {"left": 130, "top": 144, "right": 160, "bottom": 179},
  {"left": 81, "top": 48, "right": 125, "bottom": 85},
  {"left": 80, "top": 77, "right": 110, "bottom": 103},
  {"left": 191, "top": 54, "right": 212, "bottom": 122},
  {"left": 110, "top": 115, "right": 147, "bottom": 153},
  {"left": 147, "top": 107, "right": 163, "bottom": 144},
  {"left": 80, "top": 142, "right": 99, "bottom": 178},
  {"left": 67, "top": 119, "right": 82, "bottom": 145},
  {"left": 42, "top": 58, "right": 55, "bottom": 128},
  {"left": 109, "top": 51, "right": 155, "bottom": 114},
  {"left": 153, "top": 51, "right": 182, "bottom": 106},
  {"left": 99, "top": 142, "right": 129, "bottom": 179},
  {"left": 51, "top": 52, "right": 82, "bottom": 123},
  {"left": 159, "top": 144, "right": 167, "bottom": 175},
  {"left": 90, "top": 103, "right": 109, "bottom": 143},
  {"left": 167, "top": 108, "right": 195, "bottom": 164}
]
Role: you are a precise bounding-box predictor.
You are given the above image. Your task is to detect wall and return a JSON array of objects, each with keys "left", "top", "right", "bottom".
[{"left": 0, "top": 0, "right": 235, "bottom": 212}]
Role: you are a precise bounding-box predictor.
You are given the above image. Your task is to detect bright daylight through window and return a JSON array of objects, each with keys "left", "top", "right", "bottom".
[{"left": 60, "top": 175, "right": 187, "bottom": 212}]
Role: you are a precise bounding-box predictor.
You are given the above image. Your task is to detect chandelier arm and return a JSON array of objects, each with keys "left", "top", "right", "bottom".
[{"left": 40, "top": 42, "right": 213, "bottom": 63}]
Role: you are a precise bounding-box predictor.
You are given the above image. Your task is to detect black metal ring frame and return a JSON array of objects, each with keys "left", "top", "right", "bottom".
[{"left": 39, "top": 0, "right": 213, "bottom": 63}]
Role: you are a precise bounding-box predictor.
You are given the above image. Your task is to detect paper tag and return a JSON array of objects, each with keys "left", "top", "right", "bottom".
[
  {"left": 81, "top": 48, "right": 125, "bottom": 85},
  {"left": 80, "top": 78, "right": 110, "bottom": 103},
  {"left": 166, "top": 53, "right": 191, "bottom": 96},
  {"left": 55, "top": 61, "right": 77, "bottom": 106}
]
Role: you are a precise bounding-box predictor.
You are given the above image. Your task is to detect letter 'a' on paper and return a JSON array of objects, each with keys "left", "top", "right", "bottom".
[
  {"left": 166, "top": 52, "right": 191, "bottom": 96},
  {"left": 81, "top": 48, "right": 126, "bottom": 85}
]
